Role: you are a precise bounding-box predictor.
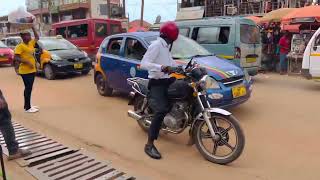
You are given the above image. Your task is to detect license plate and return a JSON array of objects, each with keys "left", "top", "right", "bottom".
[
  {"left": 74, "top": 63, "right": 83, "bottom": 69},
  {"left": 232, "top": 86, "right": 247, "bottom": 98},
  {"left": 246, "top": 57, "right": 257, "bottom": 63},
  {"left": 0, "top": 57, "right": 8, "bottom": 61}
]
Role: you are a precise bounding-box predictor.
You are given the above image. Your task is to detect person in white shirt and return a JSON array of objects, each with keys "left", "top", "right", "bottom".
[{"left": 140, "top": 22, "right": 179, "bottom": 159}]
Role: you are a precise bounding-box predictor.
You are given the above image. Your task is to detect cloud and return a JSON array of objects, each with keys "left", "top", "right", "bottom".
[
  {"left": 0, "top": 0, "right": 26, "bottom": 16},
  {"left": 126, "top": 0, "right": 177, "bottom": 23}
]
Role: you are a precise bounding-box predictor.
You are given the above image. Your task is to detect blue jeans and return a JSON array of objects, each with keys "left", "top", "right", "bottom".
[{"left": 280, "top": 53, "right": 288, "bottom": 72}]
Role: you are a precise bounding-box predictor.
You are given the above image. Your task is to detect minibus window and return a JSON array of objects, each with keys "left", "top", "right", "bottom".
[
  {"left": 218, "top": 27, "right": 230, "bottom": 44},
  {"left": 194, "top": 27, "right": 229, "bottom": 44},
  {"left": 68, "top": 24, "right": 88, "bottom": 38},
  {"left": 56, "top": 27, "right": 67, "bottom": 38},
  {"left": 196, "top": 27, "right": 220, "bottom": 44},
  {"left": 110, "top": 24, "right": 121, "bottom": 35},
  {"left": 179, "top": 28, "right": 190, "bottom": 37},
  {"left": 240, "top": 24, "right": 260, "bottom": 44},
  {"left": 315, "top": 36, "right": 320, "bottom": 46},
  {"left": 96, "top": 23, "right": 108, "bottom": 37}
]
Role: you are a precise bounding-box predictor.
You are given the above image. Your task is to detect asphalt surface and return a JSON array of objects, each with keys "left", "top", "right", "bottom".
[{"left": 1, "top": 65, "right": 320, "bottom": 180}]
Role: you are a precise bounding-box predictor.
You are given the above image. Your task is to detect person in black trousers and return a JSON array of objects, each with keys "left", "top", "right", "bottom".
[
  {"left": 14, "top": 26, "right": 40, "bottom": 113},
  {"left": 140, "top": 22, "right": 180, "bottom": 159},
  {"left": 0, "top": 90, "right": 31, "bottom": 160}
]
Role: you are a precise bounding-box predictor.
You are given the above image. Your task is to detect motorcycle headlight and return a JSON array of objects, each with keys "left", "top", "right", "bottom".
[
  {"left": 244, "top": 69, "right": 252, "bottom": 82},
  {"left": 51, "top": 54, "right": 62, "bottom": 61},
  {"left": 199, "top": 75, "right": 220, "bottom": 90}
]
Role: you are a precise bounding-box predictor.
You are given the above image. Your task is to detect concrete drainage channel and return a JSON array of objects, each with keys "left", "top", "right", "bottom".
[{"left": 0, "top": 122, "right": 137, "bottom": 180}]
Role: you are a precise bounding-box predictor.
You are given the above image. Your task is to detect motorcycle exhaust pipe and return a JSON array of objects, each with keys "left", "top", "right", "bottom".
[{"left": 128, "top": 110, "right": 142, "bottom": 120}]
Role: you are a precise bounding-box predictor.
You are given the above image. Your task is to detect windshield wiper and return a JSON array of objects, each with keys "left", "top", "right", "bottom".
[
  {"left": 187, "top": 54, "right": 212, "bottom": 59},
  {"left": 48, "top": 48, "right": 69, "bottom": 51}
]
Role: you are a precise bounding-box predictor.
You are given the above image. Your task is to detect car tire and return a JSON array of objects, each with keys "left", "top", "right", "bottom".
[
  {"left": 96, "top": 73, "right": 113, "bottom": 96},
  {"left": 44, "top": 64, "right": 56, "bottom": 80},
  {"left": 81, "top": 70, "right": 90, "bottom": 75}
]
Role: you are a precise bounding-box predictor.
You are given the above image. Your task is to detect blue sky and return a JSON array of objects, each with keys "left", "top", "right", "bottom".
[
  {"left": 0, "top": 0, "right": 177, "bottom": 23},
  {"left": 126, "top": 0, "right": 177, "bottom": 23}
]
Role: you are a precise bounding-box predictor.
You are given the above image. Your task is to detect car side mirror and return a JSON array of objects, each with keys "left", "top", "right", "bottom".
[{"left": 313, "top": 46, "right": 318, "bottom": 51}]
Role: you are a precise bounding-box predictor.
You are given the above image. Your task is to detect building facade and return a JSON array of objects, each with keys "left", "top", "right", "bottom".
[
  {"left": 26, "top": 0, "right": 124, "bottom": 24},
  {"left": 180, "top": 0, "right": 319, "bottom": 17}
]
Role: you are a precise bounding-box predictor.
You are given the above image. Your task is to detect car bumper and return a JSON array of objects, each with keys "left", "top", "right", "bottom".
[
  {"left": 0, "top": 58, "right": 13, "bottom": 65},
  {"left": 244, "top": 67, "right": 259, "bottom": 76},
  {"left": 206, "top": 82, "right": 253, "bottom": 109},
  {"left": 301, "top": 68, "right": 312, "bottom": 79},
  {"left": 51, "top": 62, "right": 92, "bottom": 74}
]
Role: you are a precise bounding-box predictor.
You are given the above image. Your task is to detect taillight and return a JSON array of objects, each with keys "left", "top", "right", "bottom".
[{"left": 235, "top": 47, "right": 241, "bottom": 59}]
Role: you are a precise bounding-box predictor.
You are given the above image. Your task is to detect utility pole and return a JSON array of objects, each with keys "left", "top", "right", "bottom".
[
  {"left": 48, "top": 0, "right": 52, "bottom": 24},
  {"left": 107, "top": 0, "right": 111, "bottom": 18},
  {"left": 140, "top": 0, "right": 144, "bottom": 27},
  {"left": 122, "top": 0, "right": 126, "bottom": 18}
]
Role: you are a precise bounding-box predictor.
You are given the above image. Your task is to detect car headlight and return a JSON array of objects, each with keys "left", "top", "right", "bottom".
[
  {"left": 83, "top": 51, "right": 88, "bottom": 57},
  {"left": 51, "top": 54, "right": 62, "bottom": 61},
  {"left": 244, "top": 69, "right": 252, "bottom": 82},
  {"left": 199, "top": 75, "right": 220, "bottom": 90}
]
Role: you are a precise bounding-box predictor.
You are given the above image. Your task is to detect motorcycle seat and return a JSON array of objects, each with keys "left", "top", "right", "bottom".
[{"left": 135, "top": 78, "right": 149, "bottom": 95}]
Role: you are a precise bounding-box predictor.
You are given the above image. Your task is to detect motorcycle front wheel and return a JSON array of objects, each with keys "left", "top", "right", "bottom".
[{"left": 193, "top": 114, "right": 245, "bottom": 165}]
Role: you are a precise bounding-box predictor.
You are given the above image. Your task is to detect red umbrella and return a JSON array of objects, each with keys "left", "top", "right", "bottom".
[
  {"left": 282, "top": 5, "right": 320, "bottom": 23},
  {"left": 128, "top": 26, "right": 147, "bottom": 32}
]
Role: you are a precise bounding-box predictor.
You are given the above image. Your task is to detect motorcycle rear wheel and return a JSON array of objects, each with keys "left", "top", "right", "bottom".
[{"left": 193, "top": 114, "right": 245, "bottom": 165}]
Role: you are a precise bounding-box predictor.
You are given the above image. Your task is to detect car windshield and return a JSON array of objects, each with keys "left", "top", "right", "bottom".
[
  {"left": 240, "top": 24, "right": 260, "bottom": 44},
  {"left": 39, "top": 38, "right": 77, "bottom": 51},
  {"left": 145, "top": 35, "right": 212, "bottom": 59},
  {"left": 0, "top": 41, "right": 7, "bottom": 48}
]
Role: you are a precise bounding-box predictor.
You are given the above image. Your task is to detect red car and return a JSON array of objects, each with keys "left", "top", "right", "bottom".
[{"left": 0, "top": 41, "right": 14, "bottom": 66}]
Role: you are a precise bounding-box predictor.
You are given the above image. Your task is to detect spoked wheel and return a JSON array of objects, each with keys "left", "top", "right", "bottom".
[{"left": 193, "top": 114, "right": 245, "bottom": 165}]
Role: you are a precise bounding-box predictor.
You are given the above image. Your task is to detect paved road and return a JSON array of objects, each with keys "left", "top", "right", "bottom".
[{"left": 1, "top": 66, "right": 320, "bottom": 180}]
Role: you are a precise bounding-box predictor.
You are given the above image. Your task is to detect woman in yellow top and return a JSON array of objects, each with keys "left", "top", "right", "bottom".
[{"left": 14, "top": 26, "right": 39, "bottom": 113}]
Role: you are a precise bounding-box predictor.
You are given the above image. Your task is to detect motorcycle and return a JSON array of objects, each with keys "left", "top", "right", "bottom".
[{"left": 127, "top": 58, "right": 245, "bottom": 165}]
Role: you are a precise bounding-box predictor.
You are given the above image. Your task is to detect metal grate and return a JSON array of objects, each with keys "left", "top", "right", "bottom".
[
  {"left": 0, "top": 122, "right": 137, "bottom": 180},
  {"left": 26, "top": 151, "right": 136, "bottom": 180}
]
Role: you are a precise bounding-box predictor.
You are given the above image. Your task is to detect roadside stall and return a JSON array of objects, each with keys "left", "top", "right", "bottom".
[
  {"left": 282, "top": 5, "right": 320, "bottom": 75},
  {"left": 258, "top": 8, "right": 296, "bottom": 72}
]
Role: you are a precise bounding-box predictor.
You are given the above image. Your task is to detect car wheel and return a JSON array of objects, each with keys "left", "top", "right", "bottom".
[
  {"left": 44, "top": 64, "right": 56, "bottom": 80},
  {"left": 95, "top": 73, "right": 113, "bottom": 96},
  {"left": 81, "top": 70, "right": 90, "bottom": 75}
]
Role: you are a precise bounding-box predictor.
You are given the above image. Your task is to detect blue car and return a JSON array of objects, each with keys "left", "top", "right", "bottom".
[{"left": 94, "top": 32, "right": 253, "bottom": 108}]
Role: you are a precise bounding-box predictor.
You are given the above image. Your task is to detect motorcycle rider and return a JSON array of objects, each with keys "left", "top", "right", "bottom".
[{"left": 140, "top": 21, "right": 179, "bottom": 159}]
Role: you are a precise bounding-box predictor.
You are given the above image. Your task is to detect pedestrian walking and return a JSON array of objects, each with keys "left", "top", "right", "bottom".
[
  {"left": 140, "top": 21, "right": 179, "bottom": 159},
  {"left": 278, "top": 31, "right": 291, "bottom": 75},
  {"left": 0, "top": 90, "right": 32, "bottom": 160},
  {"left": 14, "top": 26, "right": 40, "bottom": 113}
]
